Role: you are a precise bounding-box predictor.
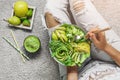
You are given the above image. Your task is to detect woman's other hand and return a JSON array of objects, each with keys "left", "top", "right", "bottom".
[{"left": 67, "top": 66, "right": 78, "bottom": 80}]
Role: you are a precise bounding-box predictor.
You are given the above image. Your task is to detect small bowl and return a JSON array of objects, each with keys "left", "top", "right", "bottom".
[{"left": 23, "top": 35, "right": 41, "bottom": 53}]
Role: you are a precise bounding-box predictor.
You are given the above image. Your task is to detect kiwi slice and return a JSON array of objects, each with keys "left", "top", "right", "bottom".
[{"left": 23, "top": 35, "right": 41, "bottom": 53}]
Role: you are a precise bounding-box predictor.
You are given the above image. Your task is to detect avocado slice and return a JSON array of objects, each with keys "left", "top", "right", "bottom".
[{"left": 23, "top": 35, "right": 41, "bottom": 53}]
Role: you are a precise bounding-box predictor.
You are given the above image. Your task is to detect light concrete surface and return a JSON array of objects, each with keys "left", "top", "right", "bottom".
[
  {"left": 0, "top": 0, "right": 120, "bottom": 80},
  {"left": 0, "top": 0, "right": 60, "bottom": 80}
]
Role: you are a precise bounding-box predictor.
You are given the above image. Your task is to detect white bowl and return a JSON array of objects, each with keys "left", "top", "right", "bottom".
[{"left": 49, "top": 24, "right": 91, "bottom": 66}]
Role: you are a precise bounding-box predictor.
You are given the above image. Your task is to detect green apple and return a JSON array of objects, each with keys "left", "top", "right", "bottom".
[{"left": 14, "top": 1, "right": 28, "bottom": 17}]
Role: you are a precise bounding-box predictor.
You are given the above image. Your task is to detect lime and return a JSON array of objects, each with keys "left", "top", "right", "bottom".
[
  {"left": 26, "top": 9, "right": 33, "bottom": 18},
  {"left": 22, "top": 19, "right": 30, "bottom": 27},
  {"left": 23, "top": 35, "right": 41, "bottom": 53},
  {"left": 20, "top": 17, "right": 27, "bottom": 22}
]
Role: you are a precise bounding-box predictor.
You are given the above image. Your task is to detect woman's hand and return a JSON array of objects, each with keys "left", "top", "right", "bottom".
[
  {"left": 87, "top": 27, "right": 108, "bottom": 51},
  {"left": 87, "top": 27, "right": 120, "bottom": 66},
  {"left": 67, "top": 66, "right": 78, "bottom": 80}
]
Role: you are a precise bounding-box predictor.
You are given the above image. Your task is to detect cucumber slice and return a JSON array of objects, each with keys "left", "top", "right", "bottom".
[
  {"left": 23, "top": 35, "right": 41, "bottom": 53},
  {"left": 80, "top": 54, "right": 86, "bottom": 63}
]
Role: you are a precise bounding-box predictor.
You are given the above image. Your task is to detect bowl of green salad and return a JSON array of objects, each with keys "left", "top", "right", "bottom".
[{"left": 49, "top": 24, "right": 91, "bottom": 66}]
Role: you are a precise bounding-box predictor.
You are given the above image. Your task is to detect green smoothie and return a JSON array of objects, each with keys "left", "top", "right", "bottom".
[{"left": 24, "top": 35, "right": 41, "bottom": 53}]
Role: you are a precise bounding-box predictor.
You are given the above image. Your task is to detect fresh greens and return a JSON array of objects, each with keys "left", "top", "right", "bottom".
[{"left": 49, "top": 24, "right": 90, "bottom": 66}]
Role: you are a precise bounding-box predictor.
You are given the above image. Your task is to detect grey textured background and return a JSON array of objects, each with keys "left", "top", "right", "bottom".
[
  {"left": 0, "top": 0, "right": 60, "bottom": 80},
  {"left": 0, "top": 0, "right": 120, "bottom": 80}
]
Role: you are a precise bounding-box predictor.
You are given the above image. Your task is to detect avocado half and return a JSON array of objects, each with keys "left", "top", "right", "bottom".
[{"left": 23, "top": 35, "right": 41, "bottom": 53}]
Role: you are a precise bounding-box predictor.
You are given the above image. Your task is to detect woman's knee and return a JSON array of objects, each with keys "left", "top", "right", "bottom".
[{"left": 45, "top": 12, "right": 60, "bottom": 28}]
